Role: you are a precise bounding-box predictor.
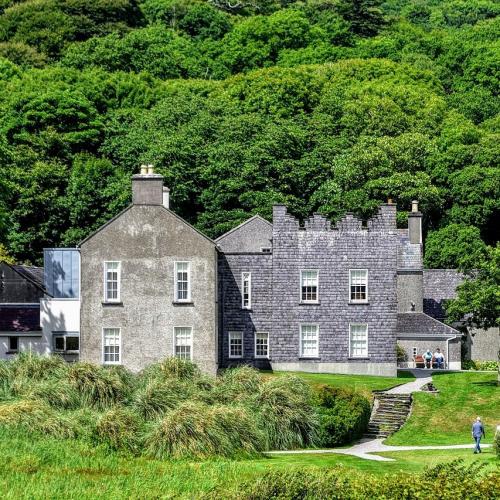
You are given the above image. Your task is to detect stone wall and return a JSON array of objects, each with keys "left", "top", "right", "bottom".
[
  {"left": 80, "top": 205, "right": 218, "bottom": 375},
  {"left": 270, "top": 205, "right": 399, "bottom": 376}
]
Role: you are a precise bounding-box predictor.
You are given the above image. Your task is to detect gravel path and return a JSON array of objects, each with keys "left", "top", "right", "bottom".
[{"left": 267, "top": 440, "right": 492, "bottom": 462}]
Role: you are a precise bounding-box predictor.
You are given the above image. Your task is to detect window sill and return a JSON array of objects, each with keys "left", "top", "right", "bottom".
[
  {"left": 6, "top": 351, "right": 18, "bottom": 355},
  {"left": 102, "top": 301, "right": 123, "bottom": 307},
  {"left": 299, "top": 301, "right": 321, "bottom": 306},
  {"left": 299, "top": 357, "right": 321, "bottom": 360},
  {"left": 172, "top": 301, "right": 194, "bottom": 306},
  {"left": 348, "top": 357, "right": 370, "bottom": 361},
  {"left": 55, "top": 351, "right": 80, "bottom": 355},
  {"left": 241, "top": 308, "right": 252, "bottom": 311},
  {"left": 349, "top": 301, "right": 369, "bottom": 305},
  {"left": 228, "top": 357, "right": 243, "bottom": 360}
]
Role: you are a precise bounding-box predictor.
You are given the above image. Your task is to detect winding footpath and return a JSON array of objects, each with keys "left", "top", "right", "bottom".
[{"left": 267, "top": 370, "right": 491, "bottom": 462}]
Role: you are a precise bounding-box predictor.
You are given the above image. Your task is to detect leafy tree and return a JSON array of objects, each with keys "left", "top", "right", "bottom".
[
  {"left": 424, "top": 224, "right": 489, "bottom": 270},
  {"left": 446, "top": 245, "right": 500, "bottom": 383},
  {"left": 336, "top": 0, "right": 385, "bottom": 36}
]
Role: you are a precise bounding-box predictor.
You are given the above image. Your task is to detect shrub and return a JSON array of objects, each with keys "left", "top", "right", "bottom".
[
  {"left": 133, "top": 379, "right": 193, "bottom": 419},
  {"left": 255, "top": 376, "right": 318, "bottom": 450},
  {"left": 95, "top": 407, "right": 142, "bottom": 452},
  {"left": 145, "top": 401, "right": 263, "bottom": 459},
  {"left": 211, "top": 366, "right": 262, "bottom": 404},
  {"left": 462, "top": 360, "right": 499, "bottom": 371},
  {"left": 21, "top": 378, "right": 80, "bottom": 410},
  {"left": 0, "top": 399, "right": 76, "bottom": 438},
  {"left": 494, "top": 426, "right": 500, "bottom": 458},
  {"left": 316, "top": 385, "right": 371, "bottom": 447},
  {"left": 140, "top": 357, "right": 201, "bottom": 382},
  {"left": 67, "top": 362, "right": 125, "bottom": 409},
  {"left": 234, "top": 460, "right": 500, "bottom": 499},
  {"left": 9, "top": 353, "right": 68, "bottom": 382}
]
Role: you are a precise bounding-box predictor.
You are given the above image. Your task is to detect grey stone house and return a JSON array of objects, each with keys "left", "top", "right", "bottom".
[
  {"left": 79, "top": 166, "right": 218, "bottom": 374},
  {"left": 217, "top": 202, "right": 462, "bottom": 376}
]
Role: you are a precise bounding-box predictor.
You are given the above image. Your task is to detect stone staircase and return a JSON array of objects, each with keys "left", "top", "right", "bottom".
[{"left": 364, "top": 393, "right": 412, "bottom": 438}]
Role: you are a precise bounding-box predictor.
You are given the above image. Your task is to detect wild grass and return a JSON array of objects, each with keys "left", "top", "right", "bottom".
[{"left": 0, "top": 355, "right": 320, "bottom": 459}]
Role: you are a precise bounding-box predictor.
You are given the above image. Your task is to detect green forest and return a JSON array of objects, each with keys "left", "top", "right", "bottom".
[{"left": 0, "top": 0, "right": 498, "bottom": 270}]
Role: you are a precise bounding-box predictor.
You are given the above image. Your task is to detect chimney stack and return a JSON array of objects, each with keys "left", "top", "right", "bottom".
[
  {"left": 162, "top": 187, "right": 170, "bottom": 209},
  {"left": 132, "top": 165, "right": 164, "bottom": 205},
  {"left": 408, "top": 200, "right": 422, "bottom": 244}
]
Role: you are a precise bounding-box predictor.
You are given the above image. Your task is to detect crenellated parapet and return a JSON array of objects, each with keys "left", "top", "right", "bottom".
[{"left": 273, "top": 203, "right": 397, "bottom": 233}]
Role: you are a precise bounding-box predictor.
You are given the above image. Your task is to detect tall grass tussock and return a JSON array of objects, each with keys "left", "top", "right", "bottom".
[{"left": 0, "top": 355, "right": 324, "bottom": 459}]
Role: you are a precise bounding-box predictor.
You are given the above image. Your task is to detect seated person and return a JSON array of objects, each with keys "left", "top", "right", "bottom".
[
  {"left": 423, "top": 349, "right": 433, "bottom": 369},
  {"left": 434, "top": 348, "right": 445, "bottom": 369}
]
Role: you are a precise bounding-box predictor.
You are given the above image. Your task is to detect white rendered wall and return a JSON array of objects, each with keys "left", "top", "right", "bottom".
[{"left": 0, "top": 335, "right": 49, "bottom": 359}]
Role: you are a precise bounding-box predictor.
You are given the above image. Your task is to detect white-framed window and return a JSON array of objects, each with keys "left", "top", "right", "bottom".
[
  {"left": 104, "top": 261, "right": 121, "bottom": 302},
  {"left": 174, "top": 326, "right": 192, "bottom": 360},
  {"left": 255, "top": 332, "right": 269, "bottom": 358},
  {"left": 349, "top": 269, "right": 368, "bottom": 303},
  {"left": 53, "top": 333, "right": 79, "bottom": 353},
  {"left": 229, "top": 331, "right": 243, "bottom": 358},
  {"left": 174, "top": 262, "right": 191, "bottom": 302},
  {"left": 103, "top": 328, "right": 121, "bottom": 364},
  {"left": 241, "top": 272, "right": 251, "bottom": 309},
  {"left": 8, "top": 337, "right": 18, "bottom": 353},
  {"left": 349, "top": 324, "right": 368, "bottom": 358},
  {"left": 301, "top": 270, "right": 319, "bottom": 303},
  {"left": 300, "top": 324, "right": 319, "bottom": 358}
]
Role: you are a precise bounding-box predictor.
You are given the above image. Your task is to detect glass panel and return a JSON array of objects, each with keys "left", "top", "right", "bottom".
[
  {"left": 176, "top": 263, "right": 189, "bottom": 300},
  {"left": 229, "top": 332, "right": 243, "bottom": 357},
  {"left": 301, "top": 271, "right": 318, "bottom": 302},
  {"left": 54, "top": 336, "right": 65, "bottom": 351},
  {"left": 66, "top": 336, "right": 79, "bottom": 351},
  {"left": 255, "top": 332, "right": 268, "bottom": 357},
  {"left": 174, "top": 327, "right": 192, "bottom": 360},
  {"left": 350, "top": 324, "right": 368, "bottom": 357},
  {"left": 350, "top": 270, "right": 367, "bottom": 301},
  {"left": 105, "top": 262, "right": 119, "bottom": 301},
  {"left": 9, "top": 337, "right": 18, "bottom": 351},
  {"left": 44, "top": 249, "right": 80, "bottom": 298},
  {"left": 103, "top": 328, "right": 120, "bottom": 363},
  {"left": 301, "top": 325, "right": 318, "bottom": 357},
  {"left": 242, "top": 273, "right": 251, "bottom": 308}
]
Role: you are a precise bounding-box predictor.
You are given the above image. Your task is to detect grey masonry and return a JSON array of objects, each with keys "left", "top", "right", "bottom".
[{"left": 73, "top": 167, "right": 473, "bottom": 375}]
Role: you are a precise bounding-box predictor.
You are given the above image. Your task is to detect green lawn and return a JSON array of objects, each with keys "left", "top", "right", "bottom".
[
  {"left": 272, "top": 370, "right": 413, "bottom": 399},
  {"left": 386, "top": 371, "right": 500, "bottom": 446},
  {"left": 0, "top": 427, "right": 497, "bottom": 499}
]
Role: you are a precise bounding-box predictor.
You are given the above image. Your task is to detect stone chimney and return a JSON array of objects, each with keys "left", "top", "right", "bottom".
[
  {"left": 132, "top": 164, "right": 164, "bottom": 205},
  {"left": 408, "top": 200, "right": 422, "bottom": 244}
]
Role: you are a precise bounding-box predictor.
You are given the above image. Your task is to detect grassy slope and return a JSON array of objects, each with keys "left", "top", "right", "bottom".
[
  {"left": 386, "top": 372, "right": 500, "bottom": 446},
  {"left": 272, "top": 371, "right": 413, "bottom": 399},
  {"left": 0, "top": 427, "right": 496, "bottom": 499}
]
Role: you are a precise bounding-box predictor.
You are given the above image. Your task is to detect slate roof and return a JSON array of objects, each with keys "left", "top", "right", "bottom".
[
  {"left": 396, "top": 312, "right": 460, "bottom": 338},
  {"left": 11, "top": 265, "right": 45, "bottom": 291},
  {"left": 0, "top": 305, "right": 41, "bottom": 332}
]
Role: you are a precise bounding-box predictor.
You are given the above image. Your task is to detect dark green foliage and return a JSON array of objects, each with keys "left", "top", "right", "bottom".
[
  {"left": 315, "top": 385, "right": 371, "bottom": 447},
  {"left": 95, "top": 407, "right": 142, "bottom": 451},
  {"left": 234, "top": 460, "right": 500, "bottom": 499},
  {"left": 0, "top": 0, "right": 497, "bottom": 273}
]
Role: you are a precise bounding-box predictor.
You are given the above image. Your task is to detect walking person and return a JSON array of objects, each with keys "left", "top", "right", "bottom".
[{"left": 472, "top": 417, "right": 485, "bottom": 454}]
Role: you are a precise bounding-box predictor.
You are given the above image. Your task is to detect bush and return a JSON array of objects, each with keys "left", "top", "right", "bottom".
[
  {"left": 67, "top": 362, "right": 125, "bottom": 409},
  {"left": 133, "top": 379, "right": 193, "bottom": 419},
  {"left": 95, "top": 407, "right": 142, "bottom": 452},
  {"left": 316, "top": 385, "right": 371, "bottom": 447},
  {"left": 145, "top": 401, "right": 263, "bottom": 459},
  {"left": 462, "top": 360, "right": 499, "bottom": 371},
  {"left": 211, "top": 366, "right": 262, "bottom": 404},
  {"left": 141, "top": 357, "right": 201, "bottom": 382},
  {"left": 234, "top": 460, "right": 500, "bottom": 499},
  {"left": 9, "top": 353, "right": 68, "bottom": 382},
  {"left": 255, "top": 376, "right": 318, "bottom": 450},
  {"left": 21, "top": 379, "right": 80, "bottom": 410},
  {"left": 0, "top": 399, "right": 76, "bottom": 438}
]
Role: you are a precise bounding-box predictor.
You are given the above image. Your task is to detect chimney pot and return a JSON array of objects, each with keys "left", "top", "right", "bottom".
[
  {"left": 140, "top": 164, "right": 148, "bottom": 175},
  {"left": 412, "top": 200, "right": 419, "bottom": 213},
  {"left": 388, "top": 198, "right": 393, "bottom": 204},
  {"left": 147, "top": 165, "right": 154, "bottom": 175}
]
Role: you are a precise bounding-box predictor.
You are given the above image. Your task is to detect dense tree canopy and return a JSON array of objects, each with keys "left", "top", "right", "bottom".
[{"left": 0, "top": 0, "right": 498, "bottom": 264}]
